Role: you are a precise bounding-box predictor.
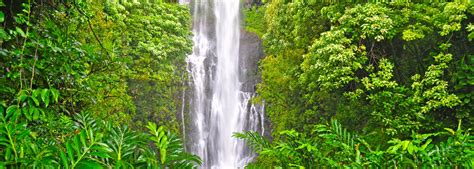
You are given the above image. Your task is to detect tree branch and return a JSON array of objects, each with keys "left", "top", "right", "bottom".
[
  {"left": 29, "top": 44, "right": 38, "bottom": 89},
  {"left": 70, "top": 1, "right": 108, "bottom": 54}
]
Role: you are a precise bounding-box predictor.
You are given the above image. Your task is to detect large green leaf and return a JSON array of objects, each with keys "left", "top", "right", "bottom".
[
  {"left": 41, "top": 89, "right": 50, "bottom": 107},
  {"left": 5, "top": 105, "right": 19, "bottom": 119},
  {"left": 0, "top": 11, "right": 4, "bottom": 23},
  {"left": 76, "top": 160, "right": 103, "bottom": 169}
]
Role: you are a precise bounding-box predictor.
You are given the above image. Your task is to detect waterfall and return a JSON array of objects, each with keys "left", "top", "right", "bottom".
[
  {"left": 179, "top": 0, "right": 190, "bottom": 4},
  {"left": 180, "top": 72, "right": 187, "bottom": 151},
  {"left": 184, "top": 0, "right": 265, "bottom": 168},
  {"left": 210, "top": 0, "right": 247, "bottom": 167}
]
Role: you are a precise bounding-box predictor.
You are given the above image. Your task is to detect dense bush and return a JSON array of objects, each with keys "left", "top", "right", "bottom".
[
  {"left": 243, "top": 1, "right": 474, "bottom": 167},
  {"left": 0, "top": 0, "right": 199, "bottom": 168},
  {"left": 0, "top": 95, "right": 200, "bottom": 168},
  {"left": 252, "top": 1, "right": 473, "bottom": 140},
  {"left": 236, "top": 120, "right": 474, "bottom": 168}
]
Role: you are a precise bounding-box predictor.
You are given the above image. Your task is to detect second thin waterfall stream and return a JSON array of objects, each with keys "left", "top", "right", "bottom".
[{"left": 183, "top": 0, "right": 265, "bottom": 168}]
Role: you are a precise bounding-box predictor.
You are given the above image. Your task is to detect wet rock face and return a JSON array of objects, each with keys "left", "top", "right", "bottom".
[
  {"left": 238, "top": 29, "right": 272, "bottom": 141},
  {"left": 239, "top": 29, "right": 265, "bottom": 93}
]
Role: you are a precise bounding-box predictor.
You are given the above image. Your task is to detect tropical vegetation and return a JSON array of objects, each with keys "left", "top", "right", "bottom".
[
  {"left": 1, "top": 0, "right": 473, "bottom": 168},
  {"left": 0, "top": 0, "right": 199, "bottom": 168},
  {"left": 238, "top": 1, "right": 474, "bottom": 168}
]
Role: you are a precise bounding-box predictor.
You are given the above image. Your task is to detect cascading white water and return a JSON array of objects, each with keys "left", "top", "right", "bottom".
[
  {"left": 184, "top": 0, "right": 265, "bottom": 168},
  {"left": 186, "top": 0, "right": 211, "bottom": 166},
  {"left": 209, "top": 0, "right": 242, "bottom": 167},
  {"left": 179, "top": 0, "right": 190, "bottom": 4}
]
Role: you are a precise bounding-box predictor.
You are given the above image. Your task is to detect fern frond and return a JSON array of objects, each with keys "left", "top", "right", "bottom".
[
  {"left": 330, "top": 119, "right": 357, "bottom": 149},
  {"left": 233, "top": 131, "right": 270, "bottom": 152}
]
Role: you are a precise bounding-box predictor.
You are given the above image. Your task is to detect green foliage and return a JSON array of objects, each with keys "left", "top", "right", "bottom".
[
  {"left": 147, "top": 122, "right": 201, "bottom": 168},
  {"left": 252, "top": 1, "right": 474, "bottom": 167},
  {"left": 451, "top": 54, "right": 474, "bottom": 121},
  {"left": 244, "top": 6, "right": 267, "bottom": 38},
  {"left": 262, "top": 0, "right": 328, "bottom": 55},
  {"left": 339, "top": 3, "right": 397, "bottom": 41},
  {"left": 257, "top": 1, "right": 473, "bottom": 138},
  {"left": 236, "top": 120, "right": 359, "bottom": 167},
  {"left": 300, "top": 28, "right": 365, "bottom": 91},
  {"left": 1, "top": 0, "right": 192, "bottom": 130},
  {"left": 257, "top": 50, "right": 308, "bottom": 137},
  {"left": 237, "top": 120, "right": 474, "bottom": 168},
  {"left": 233, "top": 131, "right": 270, "bottom": 151},
  {"left": 0, "top": 98, "right": 200, "bottom": 168},
  {"left": 103, "top": 0, "right": 192, "bottom": 131},
  {"left": 106, "top": 125, "right": 144, "bottom": 168},
  {"left": 0, "top": 0, "right": 198, "bottom": 168},
  {"left": 383, "top": 121, "right": 474, "bottom": 167}
]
